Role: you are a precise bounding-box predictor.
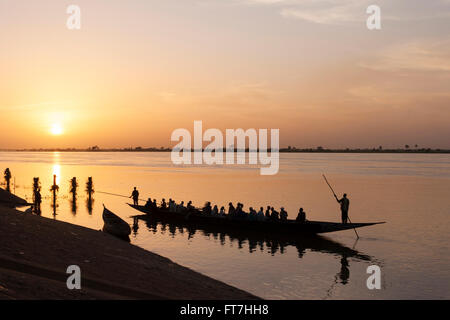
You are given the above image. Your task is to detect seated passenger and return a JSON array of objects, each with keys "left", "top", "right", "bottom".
[
  {"left": 280, "top": 207, "right": 288, "bottom": 221},
  {"left": 228, "top": 202, "right": 236, "bottom": 217},
  {"left": 235, "top": 203, "right": 242, "bottom": 217},
  {"left": 249, "top": 207, "right": 257, "bottom": 221},
  {"left": 145, "top": 198, "right": 152, "bottom": 208},
  {"left": 161, "top": 198, "right": 167, "bottom": 209},
  {"left": 236, "top": 203, "right": 247, "bottom": 219},
  {"left": 219, "top": 206, "right": 226, "bottom": 216},
  {"left": 270, "top": 207, "right": 280, "bottom": 221},
  {"left": 212, "top": 205, "right": 219, "bottom": 216},
  {"left": 257, "top": 207, "right": 265, "bottom": 221},
  {"left": 296, "top": 208, "right": 306, "bottom": 223},
  {"left": 241, "top": 204, "right": 249, "bottom": 219},
  {"left": 265, "top": 206, "right": 271, "bottom": 219},
  {"left": 177, "top": 201, "right": 185, "bottom": 213},
  {"left": 203, "top": 202, "right": 212, "bottom": 215},
  {"left": 169, "top": 199, "right": 175, "bottom": 212}
]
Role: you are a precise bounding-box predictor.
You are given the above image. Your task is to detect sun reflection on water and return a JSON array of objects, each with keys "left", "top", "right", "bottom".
[{"left": 52, "top": 152, "right": 61, "bottom": 185}]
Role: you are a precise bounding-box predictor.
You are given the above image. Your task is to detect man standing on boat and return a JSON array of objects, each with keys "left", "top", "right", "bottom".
[
  {"left": 336, "top": 193, "right": 349, "bottom": 224},
  {"left": 130, "top": 187, "right": 140, "bottom": 206}
]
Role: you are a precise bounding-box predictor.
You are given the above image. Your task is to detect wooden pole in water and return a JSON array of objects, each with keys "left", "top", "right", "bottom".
[
  {"left": 33, "top": 177, "right": 39, "bottom": 213},
  {"left": 322, "top": 174, "right": 359, "bottom": 239},
  {"left": 53, "top": 174, "right": 56, "bottom": 214},
  {"left": 86, "top": 177, "right": 94, "bottom": 201},
  {"left": 51, "top": 174, "right": 59, "bottom": 216}
]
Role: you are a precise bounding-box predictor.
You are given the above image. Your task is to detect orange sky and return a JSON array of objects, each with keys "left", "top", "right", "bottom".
[{"left": 1, "top": 0, "right": 449, "bottom": 149}]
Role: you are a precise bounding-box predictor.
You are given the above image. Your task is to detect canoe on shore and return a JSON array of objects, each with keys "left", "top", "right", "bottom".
[
  {"left": 0, "top": 188, "right": 30, "bottom": 208},
  {"left": 102, "top": 205, "right": 131, "bottom": 240},
  {"left": 128, "top": 204, "right": 385, "bottom": 235}
]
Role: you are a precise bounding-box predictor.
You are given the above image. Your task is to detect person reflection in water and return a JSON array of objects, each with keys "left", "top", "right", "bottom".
[
  {"left": 339, "top": 254, "right": 350, "bottom": 284},
  {"left": 71, "top": 197, "right": 77, "bottom": 215},
  {"left": 86, "top": 197, "right": 94, "bottom": 215},
  {"left": 34, "top": 189, "right": 42, "bottom": 215},
  {"left": 132, "top": 216, "right": 139, "bottom": 236}
]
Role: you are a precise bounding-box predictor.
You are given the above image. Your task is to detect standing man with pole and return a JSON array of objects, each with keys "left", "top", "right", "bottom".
[
  {"left": 130, "top": 187, "right": 140, "bottom": 206},
  {"left": 336, "top": 193, "right": 350, "bottom": 224},
  {"left": 322, "top": 175, "right": 359, "bottom": 238}
]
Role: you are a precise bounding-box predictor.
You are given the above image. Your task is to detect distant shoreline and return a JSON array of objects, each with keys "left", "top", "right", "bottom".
[{"left": 1, "top": 148, "right": 449, "bottom": 154}]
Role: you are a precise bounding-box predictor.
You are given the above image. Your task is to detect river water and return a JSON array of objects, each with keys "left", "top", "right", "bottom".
[{"left": 1, "top": 152, "right": 449, "bottom": 299}]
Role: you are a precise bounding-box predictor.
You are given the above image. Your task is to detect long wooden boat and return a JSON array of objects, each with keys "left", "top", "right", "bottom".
[
  {"left": 128, "top": 204, "right": 385, "bottom": 235},
  {"left": 135, "top": 212, "right": 376, "bottom": 262},
  {"left": 102, "top": 205, "right": 131, "bottom": 240}
]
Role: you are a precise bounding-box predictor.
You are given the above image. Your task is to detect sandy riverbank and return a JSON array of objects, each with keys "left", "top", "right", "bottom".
[{"left": 0, "top": 205, "right": 259, "bottom": 300}]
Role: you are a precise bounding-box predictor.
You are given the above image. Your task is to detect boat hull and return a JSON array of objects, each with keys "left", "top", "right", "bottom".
[
  {"left": 128, "top": 204, "right": 384, "bottom": 235},
  {"left": 102, "top": 206, "right": 131, "bottom": 240}
]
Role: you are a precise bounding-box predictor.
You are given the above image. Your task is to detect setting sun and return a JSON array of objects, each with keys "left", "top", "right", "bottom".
[{"left": 50, "top": 123, "right": 63, "bottom": 135}]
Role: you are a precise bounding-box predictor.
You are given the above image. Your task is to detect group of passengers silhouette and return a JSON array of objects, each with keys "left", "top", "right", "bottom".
[{"left": 130, "top": 186, "right": 350, "bottom": 224}]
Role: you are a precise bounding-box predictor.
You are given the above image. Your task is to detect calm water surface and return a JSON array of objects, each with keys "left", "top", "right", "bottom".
[{"left": 1, "top": 152, "right": 449, "bottom": 299}]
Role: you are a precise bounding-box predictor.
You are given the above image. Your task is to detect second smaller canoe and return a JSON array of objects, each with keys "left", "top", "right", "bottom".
[
  {"left": 0, "top": 187, "right": 31, "bottom": 207},
  {"left": 102, "top": 205, "right": 131, "bottom": 240}
]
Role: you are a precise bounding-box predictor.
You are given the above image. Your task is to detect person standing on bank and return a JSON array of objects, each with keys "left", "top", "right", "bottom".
[
  {"left": 4, "top": 168, "right": 12, "bottom": 192},
  {"left": 336, "top": 193, "right": 350, "bottom": 224}
]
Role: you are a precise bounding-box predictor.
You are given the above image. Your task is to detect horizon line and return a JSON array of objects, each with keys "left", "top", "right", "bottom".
[{"left": 1, "top": 147, "right": 449, "bottom": 154}]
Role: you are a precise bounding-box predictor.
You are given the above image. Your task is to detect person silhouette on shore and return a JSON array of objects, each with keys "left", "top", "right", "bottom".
[
  {"left": 130, "top": 187, "right": 140, "bottom": 206},
  {"left": 336, "top": 193, "right": 350, "bottom": 224},
  {"left": 4, "top": 168, "right": 11, "bottom": 192}
]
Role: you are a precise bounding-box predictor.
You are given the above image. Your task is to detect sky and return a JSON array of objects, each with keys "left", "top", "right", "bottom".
[{"left": 0, "top": 0, "right": 449, "bottom": 149}]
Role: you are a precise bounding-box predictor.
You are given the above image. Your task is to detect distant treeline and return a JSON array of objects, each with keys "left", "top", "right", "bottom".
[{"left": 2, "top": 146, "right": 450, "bottom": 153}]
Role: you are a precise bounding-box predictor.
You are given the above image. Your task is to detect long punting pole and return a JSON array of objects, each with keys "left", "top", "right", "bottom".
[
  {"left": 97, "top": 190, "right": 146, "bottom": 202},
  {"left": 322, "top": 174, "right": 359, "bottom": 239}
]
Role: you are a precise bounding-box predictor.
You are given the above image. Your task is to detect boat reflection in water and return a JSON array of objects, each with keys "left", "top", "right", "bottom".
[{"left": 134, "top": 214, "right": 379, "bottom": 291}]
